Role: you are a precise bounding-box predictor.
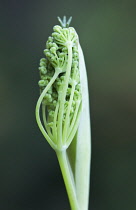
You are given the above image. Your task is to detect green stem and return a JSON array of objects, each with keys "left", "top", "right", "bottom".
[
  {"left": 63, "top": 82, "right": 76, "bottom": 142},
  {"left": 35, "top": 71, "right": 59, "bottom": 150},
  {"left": 53, "top": 102, "right": 59, "bottom": 141},
  {"left": 68, "top": 100, "right": 80, "bottom": 136},
  {"left": 56, "top": 150, "right": 79, "bottom": 210},
  {"left": 57, "top": 44, "right": 72, "bottom": 148},
  {"left": 42, "top": 104, "right": 53, "bottom": 140},
  {"left": 66, "top": 102, "right": 82, "bottom": 148}
]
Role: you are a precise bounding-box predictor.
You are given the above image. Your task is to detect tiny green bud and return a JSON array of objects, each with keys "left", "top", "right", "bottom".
[
  {"left": 38, "top": 80, "right": 46, "bottom": 87},
  {"left": 53, "top": 25, "right": 62, "bottom": 33}
]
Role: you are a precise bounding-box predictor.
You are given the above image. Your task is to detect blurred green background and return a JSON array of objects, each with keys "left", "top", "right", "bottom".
[{"left": 1, "top": 0, "right": 136, "bottom": 209}]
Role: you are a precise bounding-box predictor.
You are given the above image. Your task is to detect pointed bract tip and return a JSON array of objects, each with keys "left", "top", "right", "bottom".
[{"left": 57, "top": 16, "right": 72, "bottom": 28}]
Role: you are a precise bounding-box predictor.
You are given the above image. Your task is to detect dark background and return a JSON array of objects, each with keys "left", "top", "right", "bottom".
[{"left": 1, "top": 0, "right": 136, "bottom": 209}]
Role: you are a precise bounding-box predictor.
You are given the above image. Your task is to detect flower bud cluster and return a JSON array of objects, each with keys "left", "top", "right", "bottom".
[
  {"left": 38, "top": 25, "right": 81, "bottom": 129},
  {"left": 52, "top": 25, "right": 78, "bottom": 46}
]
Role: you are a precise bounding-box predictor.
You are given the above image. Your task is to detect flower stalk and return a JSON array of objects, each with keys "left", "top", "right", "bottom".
[{"left": 56, "top": 150, "right": 79, "bottom": 210}]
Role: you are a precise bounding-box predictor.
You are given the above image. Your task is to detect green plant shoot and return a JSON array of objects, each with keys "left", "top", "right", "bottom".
[{"left": 35, "top": 16, "right": 91, "bottom": 210}]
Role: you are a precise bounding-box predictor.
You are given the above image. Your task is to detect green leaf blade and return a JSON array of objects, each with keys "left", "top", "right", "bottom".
[{"left": 75, "top": 43, "right": 91, "bottom": 210}]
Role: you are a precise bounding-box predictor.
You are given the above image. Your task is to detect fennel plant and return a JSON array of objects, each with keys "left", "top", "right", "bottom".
[{"left": 35, "top": 16, "right": 91, "bottom": 210}]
